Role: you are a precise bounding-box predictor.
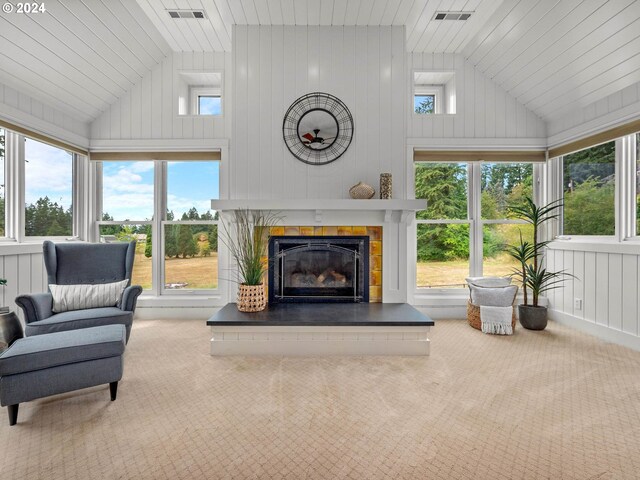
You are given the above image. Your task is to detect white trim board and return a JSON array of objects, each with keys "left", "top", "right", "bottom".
[{"left": 549, "top": 309, "right": 640, "bottom": 352}]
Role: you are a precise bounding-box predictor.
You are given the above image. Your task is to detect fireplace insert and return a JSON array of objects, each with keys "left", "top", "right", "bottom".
[{"left": 268, "top": 236, "right": 369, "bottom": 303}]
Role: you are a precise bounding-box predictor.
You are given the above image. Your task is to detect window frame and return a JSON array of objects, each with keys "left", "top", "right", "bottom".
[
  {"left": 414, "top": 86, "right": 443, "bottom": 115},
  {"left": 1, "top": 128, "right": 82, "bottom": 243},
  {"left": 190, "top": 87, "right": 222, "bottom": 116}
]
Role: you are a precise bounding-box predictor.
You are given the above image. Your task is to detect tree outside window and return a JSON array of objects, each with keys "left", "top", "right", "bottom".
[
  {"left": 563, "top": 141, "right": 615, "bottom": 236},
  {"left": 414, "top": 95, "right": 435, "bottom": 114}
]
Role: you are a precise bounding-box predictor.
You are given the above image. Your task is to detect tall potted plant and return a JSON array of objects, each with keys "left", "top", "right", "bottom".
[
  {"left": 506, "top": 196, "right": 571, "bottom": 330},
  {"left": 220, "top": 209, "right": 280, "bottom": 312}
]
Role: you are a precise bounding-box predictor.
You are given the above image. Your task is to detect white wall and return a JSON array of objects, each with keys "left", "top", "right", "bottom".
[
  {"left": 230, "top": 25, "right": 406, "bottom": 200},
  {"left": 547, "top": 243, "right": 640, "bottom": 351},
  {"left": 407, "top": 53, "right": 546, "bottom": 142},
  {"left": 90, "top": 52, "right": 231, "bottom": 141},
  {"left": 548, "top": 80, "right": 640, "bottom": 148},
  {"left": 0, "top": 82, "right": 89, "bottom": 148}
]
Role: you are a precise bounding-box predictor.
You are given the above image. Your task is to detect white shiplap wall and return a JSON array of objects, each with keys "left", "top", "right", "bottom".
[
  {"left": 0, "top": 82, "right": 89, "bottom": 148},
  {"left": 407, "top": 53, "right": 546, "bottom": 141},
  {"left": 0, "top": 248, "right": 47, "bottom": 321},
  {"left": 548, "top": 80, "right": 640, "bottom": 148},
  {"left": 547, "top": 244, "right": 640, "bottom": 351},
  {"left": 90, "top": 52, "right": 231, "bottom": 141},
  {"left": 231, "top": 25, "right": 406, "bottom": 200}
]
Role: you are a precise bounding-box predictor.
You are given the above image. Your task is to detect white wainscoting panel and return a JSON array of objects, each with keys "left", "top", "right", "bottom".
[
  {"left": 407, "top": 53, "right": 546, "bottom": 140},
  {"left": 547, "top": 245, "right": 640, "bottom": 350},
  {"left": 90, "top": 52, "right": 232, "bottom": 141},
  {"left": 0, "top": 249, "right": 47, "bottom": 322},
  {"left": 0, "top": 82, "right": 90, "bottom": 148},
  {"left": 548, "top": 80, "right": 640, "bottom": 148},
  {"left": 231, "top": 25, "right": 406, "bottom": 200}
]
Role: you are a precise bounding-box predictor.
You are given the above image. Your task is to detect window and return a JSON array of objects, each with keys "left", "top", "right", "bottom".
[
  {"left": 415, "top": 161, "right": 536, "bottom": 289},
  {"left": 481, "top": 163, "right": 534, "bottom": 278},
  {"left": 415, "top": 163, "right": 469, "bottom": 288},
  {"left": 164, "top": 161, "right": 219, "bottom": 291},
  {"left": 413, "top": 71, "right": 456, "bottom": 114},
  {"left": 24, "top": 137, "right": 73, "bottom": 237},
  {"left": 414, "top": 95, "right": 435, "bottom": 114},
  {"left": 0, "top": 128, "right": 4, "bottom": 236},
  {"left": 177, "top": 72, "right": 223, "bottom": 116},
  {"left": 198, "top": 96, "right": 221, "bottom": 115},
  {"left": 562, "top": 141, "right": 615, "bottom": 236},
  {"left": 96, "top": 159, "right": 220, "bottom": 294}
]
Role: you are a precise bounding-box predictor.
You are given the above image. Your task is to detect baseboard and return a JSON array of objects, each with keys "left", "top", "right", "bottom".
[
  {"left": 548, "top": 309, "right": 640, "bottom": 352},
  {"left": 135, "top": 306, "right": 221, "bottom": 320}
]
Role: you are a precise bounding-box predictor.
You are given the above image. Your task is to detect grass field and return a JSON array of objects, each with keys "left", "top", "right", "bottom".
[
  {"left": 131, "top": 248, "right": 218, "bottom": 290},
  {"left": 417, "top": 253, "right": 518, "bottom": 288}
]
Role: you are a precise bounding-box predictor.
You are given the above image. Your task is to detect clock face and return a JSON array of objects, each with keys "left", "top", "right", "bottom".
[{"left": 283, "top": 92, "right": 354, "bottom": 165}]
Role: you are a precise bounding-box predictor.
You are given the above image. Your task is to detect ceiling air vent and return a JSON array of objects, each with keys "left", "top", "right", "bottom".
[
  {"left": 433, "top": 11, "right": 473, "bottom": 21},
  {"left": 167, "top": 10, "right": 207, "bottom": 19}
]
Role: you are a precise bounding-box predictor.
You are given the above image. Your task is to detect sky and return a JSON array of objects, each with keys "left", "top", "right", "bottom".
[
  {"left": 25, "top": 137, "right": 73, "bottom": 209},
  {"left": 102, "top": 160, "right": 219, "bottom": 221},
  {"left": 199, "top": 96, "right": 222, "bottom": 115}
]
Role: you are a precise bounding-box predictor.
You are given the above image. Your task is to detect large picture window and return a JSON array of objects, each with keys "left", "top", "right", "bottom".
[
  {"left": 96, "top": 159, "right": 220, "bottom": 294},
  {"left": 415, "top": 161, "right": 535, "bottom": 289},
  {"left": 562, "top": 141, "right": 615, "bottom": 236}
]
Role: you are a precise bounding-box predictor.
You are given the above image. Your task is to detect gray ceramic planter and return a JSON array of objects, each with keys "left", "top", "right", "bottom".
[{"left": 518, "top": 305, "right": 548, "bottom": 330}]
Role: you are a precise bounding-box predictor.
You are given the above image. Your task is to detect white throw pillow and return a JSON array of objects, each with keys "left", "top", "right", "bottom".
[
  {"left": 49, "top": 280, "right": 129, "bottom": 313},
  {"left": 465, "top": 276, "right": 512, "bottom": 287},
  {"left": 469, "top": 284, "right": 518, "bottom": 307}
]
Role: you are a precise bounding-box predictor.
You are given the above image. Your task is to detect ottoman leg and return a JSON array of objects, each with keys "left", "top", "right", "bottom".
[
  {"left": 8, "top": 404, "right": 19, "bottom": 426},
  {"left": 110, "top": 382, "right": 118, "bottom": 401}
]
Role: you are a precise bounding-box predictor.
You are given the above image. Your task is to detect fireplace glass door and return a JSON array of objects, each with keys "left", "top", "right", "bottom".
[{"left": 269, "top": 236, "right": 369, "bottom": 303}]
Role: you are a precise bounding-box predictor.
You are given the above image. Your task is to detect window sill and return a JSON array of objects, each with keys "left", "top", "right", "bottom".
[{"left": 548, "top": 238, "right": 640, "bottom": 254}]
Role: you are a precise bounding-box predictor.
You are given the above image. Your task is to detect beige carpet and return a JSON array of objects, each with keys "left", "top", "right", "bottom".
[{"left": 2, "top": 318, "right": 640, "bottom": 479}]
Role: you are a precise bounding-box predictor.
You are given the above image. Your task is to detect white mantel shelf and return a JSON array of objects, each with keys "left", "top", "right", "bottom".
[{"left": 211, "top": 199, "right": 426, "bottom": 223}]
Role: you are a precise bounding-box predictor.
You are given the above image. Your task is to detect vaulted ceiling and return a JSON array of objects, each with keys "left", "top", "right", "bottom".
[
  {"left": 0, "top": 0, "right": 171, "bottom": 123},
  {"left": 1, "top": 0, "right": 639, "bottom": 126}
]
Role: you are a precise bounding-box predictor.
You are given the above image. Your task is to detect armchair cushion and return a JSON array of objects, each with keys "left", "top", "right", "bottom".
[
  {"left": 24, "top": 307, "right": 133, "bottom": 342},
  {"left": 0, "top": 325, "right": 126, "bottom": 377},
  {"left": 49, "top": 279, "right": 128, "bottom": 313}
]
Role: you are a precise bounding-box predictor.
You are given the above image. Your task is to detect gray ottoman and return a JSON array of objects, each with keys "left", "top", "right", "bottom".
[{"left": 0, "top": 324, "right": 126, "bottom": 426}]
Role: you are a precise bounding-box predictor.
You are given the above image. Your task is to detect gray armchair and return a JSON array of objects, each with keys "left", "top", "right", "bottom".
[{"left": 15, "top": 241, "right": 143, "bottom": 343}]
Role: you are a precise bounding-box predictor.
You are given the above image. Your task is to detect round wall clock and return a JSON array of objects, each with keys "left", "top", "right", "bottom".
[{"left": 282, "top": 92, "right": 354, "bottom": 166}]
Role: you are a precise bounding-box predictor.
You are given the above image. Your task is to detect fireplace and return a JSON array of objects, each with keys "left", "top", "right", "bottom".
[{"left": 268, "top": 236, "right": 369, "bottom": 303}]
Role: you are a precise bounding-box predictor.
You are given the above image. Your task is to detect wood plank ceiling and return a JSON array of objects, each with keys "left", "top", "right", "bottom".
[
  {"left": 3, "top": 0, "right": 640, "bottom": 126},
  {"left": 463, "top": 0, "right": 640, "bottom": 120},
  {"left": 0, "top": 0, "right": 171, "bottom": 123}
]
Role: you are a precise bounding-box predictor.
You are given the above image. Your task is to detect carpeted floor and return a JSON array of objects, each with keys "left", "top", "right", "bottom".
[{"left": 2, "top": 317, "right": 640, "bottom": 479}]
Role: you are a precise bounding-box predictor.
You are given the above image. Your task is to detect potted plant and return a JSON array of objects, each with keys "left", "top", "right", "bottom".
[
  {"left": 506, "top": 196, "right": 572, "bottom": 330},
  {"left": 219, "top": 209, "right": 280, "bottom": 312}
]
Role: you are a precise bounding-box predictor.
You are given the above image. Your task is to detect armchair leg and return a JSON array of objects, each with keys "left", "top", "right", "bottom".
[
  {"left": 8, "top": 404, "right": 18, "bottom": 426},
  {"left": 109, "top": 382, "right": 118, "bottom": 401}
]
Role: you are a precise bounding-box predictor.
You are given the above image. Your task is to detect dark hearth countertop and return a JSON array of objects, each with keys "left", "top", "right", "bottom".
[{"left": 207, "top": 303, "right": 434, "bottom": 327}]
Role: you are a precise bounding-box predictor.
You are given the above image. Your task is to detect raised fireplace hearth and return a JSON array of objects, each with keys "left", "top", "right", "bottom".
[{"left": 268, "top": 235, "right": 369, "bottom": 303}]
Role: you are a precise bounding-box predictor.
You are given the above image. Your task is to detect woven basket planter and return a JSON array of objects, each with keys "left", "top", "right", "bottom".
[
  {"left": 237, "top": 284, "right": 266, "bottom": 312},
  {"left": 467, "top": 301, "right": 516, "bottom": 331}
]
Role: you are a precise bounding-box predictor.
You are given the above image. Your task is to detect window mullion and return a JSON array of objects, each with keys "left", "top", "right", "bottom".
[
  {"left": 4, "top": 132, "right": 25, "bottom": 242},
  {"left": 469, "top": 163, "right": 483, "bottom": 277},
  {"left": 151, "top": 160, "right": 165, "bottom": 296},
  {"left": 617, "top": 135, "right": 636, "bottom": 240}
]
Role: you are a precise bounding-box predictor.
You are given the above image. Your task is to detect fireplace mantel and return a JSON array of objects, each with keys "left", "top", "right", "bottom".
[{"left": 211, "top": 199, "right": 426, "bottom": 223}]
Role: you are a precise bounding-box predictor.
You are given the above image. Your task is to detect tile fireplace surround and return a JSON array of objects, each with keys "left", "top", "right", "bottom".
[{"left": 212, "top": 199, "right": 425, "bottom": 304}]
